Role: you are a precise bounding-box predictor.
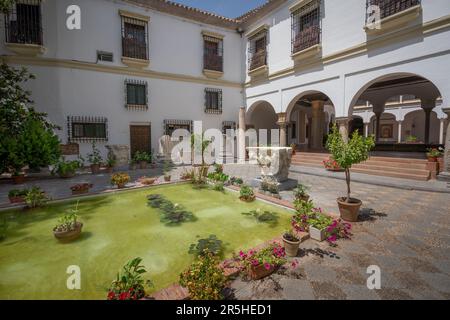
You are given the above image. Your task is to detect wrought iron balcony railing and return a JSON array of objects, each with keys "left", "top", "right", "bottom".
[
  {"left": 249, "top": 50, "right": 267, "bottom": 71},
  {"left": 366, "top": 0, "right": 421, "bottom": 22},
  {"left": 203, "top": 53, "right": 223, "bottom": 72},
  {"left": 292, "top": 25, "right": 321, "bottom": 54}
]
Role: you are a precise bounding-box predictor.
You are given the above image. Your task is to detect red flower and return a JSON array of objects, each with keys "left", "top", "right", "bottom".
[{"left": 107, "top": 291, "right": 116, "bottom": 300}]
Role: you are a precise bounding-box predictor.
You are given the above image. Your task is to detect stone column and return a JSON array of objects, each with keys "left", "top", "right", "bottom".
[
  {"left": 364, "top": 122, "right": 369, "bottom": 138},
  {"left": 421, "top": 98, "right": 436, "bottom": 145},
  {"left": 298, "top": 111, "right": 306, "bottom": 143},
  {"left": 277, "top": 112, "right": 287, "bottom": 147},
  {"left": 238, "top": 106, "right": 246, "bottom": 163},
  {"left": 439, "top": 118, "right": 445, "bottom": 145},
  {"left": 397, "top": 121, "right": 403, "bottom": 143},
  {"left": 374, "top": 111, "right": 382, "bottom": 142},
  {"left": 438, "top": 108, "right": 450, "bottom": 181},
  {"left": 311, "top": 100, "right": 325, "bottom": 150},
  {"left": 336, "top": 117, "right": 349, "bottom": 143}
]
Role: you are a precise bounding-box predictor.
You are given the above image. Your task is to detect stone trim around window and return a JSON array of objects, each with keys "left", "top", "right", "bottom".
[{"left": 125, "top": 79, "right": 148, "bottom": 111}]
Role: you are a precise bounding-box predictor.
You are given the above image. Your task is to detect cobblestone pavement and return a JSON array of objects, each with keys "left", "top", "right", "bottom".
[
  {"left": 223, "top": 164, "right": 450, "bottom": 300},
  {"left": 1, "top": 164, "right": 449, "bottom": 299}
]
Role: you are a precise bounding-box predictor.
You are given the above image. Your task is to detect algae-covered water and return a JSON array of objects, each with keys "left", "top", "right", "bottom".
[{"left": 0, "top": 184, "right": 293, "bottom": 300}]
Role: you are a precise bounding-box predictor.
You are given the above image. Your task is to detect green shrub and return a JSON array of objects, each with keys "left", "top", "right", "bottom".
[
  {"left": 293, "top": 183, "right": 309, "bottom": 199},
  {"left": 52, "top": 158, "right": 82, "bottom": 177},
  {"left": 239, "top": 185, "right": 255, "bottom": 201},
  {"left": 212, "top": 181, "right": 225, "bottom": 192},
  {"left": 8, "top": 189, "right": 28, "bottom": 198},
  {"left": 179, "top": 253, "right": 227, "bottom": 300},
  {"left": 87, "top": 142, "right": 103, "bottom": 165}
]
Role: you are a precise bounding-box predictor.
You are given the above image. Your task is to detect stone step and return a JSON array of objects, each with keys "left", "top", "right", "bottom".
[
  {"left": 358, "top": 160, "right": 428, "bottom": 170},
  {"left": 149, "top": 284, "right": 189, "bottom": 300},
  {"left": 350, "top": 167, "right": 430, "bottom": 181},
  {"left": 353, "top": 163, "right": 430, "bottom": 175}
]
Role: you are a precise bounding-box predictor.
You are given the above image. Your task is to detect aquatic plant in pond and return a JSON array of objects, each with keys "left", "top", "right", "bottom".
[
  {"left": 188, "top": 234, "right": 224, "bottom": 257},
  {"left": 241, "top": 209, "right": 279, "bottom": 226},
  {"left": 147, "top": 194, "right": 196, "bottom": 225}
]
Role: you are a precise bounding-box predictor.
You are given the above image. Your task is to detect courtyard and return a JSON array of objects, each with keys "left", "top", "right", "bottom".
[{"left": 1, "top": 163, "right": 449, "bottom": 300}]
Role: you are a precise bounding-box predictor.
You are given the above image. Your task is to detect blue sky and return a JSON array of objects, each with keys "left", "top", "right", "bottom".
[{"left": 172, "top": 0, "right": 268, "bottom": 18}]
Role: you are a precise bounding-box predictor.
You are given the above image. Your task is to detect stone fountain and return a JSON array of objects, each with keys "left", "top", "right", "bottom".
[{"left": 247, "top": 147, "right": 297, "bottom": 191}]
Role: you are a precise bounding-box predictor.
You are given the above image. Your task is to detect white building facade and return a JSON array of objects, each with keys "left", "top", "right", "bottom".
[{"left": 1, "top": 0, "right": 450, "bottom": 171}]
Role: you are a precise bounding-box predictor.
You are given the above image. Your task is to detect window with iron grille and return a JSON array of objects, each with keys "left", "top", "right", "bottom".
[
  {"left": 67, "top": 116, "right": 108, "bottom": 142},
  {"left": 366, "top": 0, "right": 421, "bottom": 23},
  {"left": 203, "top": 35, "right": 223, "bottom": 72},
  {"left": 164, "top": 120, "right": 193, "bottom": 136},
  {"left": 291, "top": 0, "right": 321, "bottom": 54},
  {"left": 204, "top": 88, "right": 222, "bottom": 114},
  {"left": 222, "top": 121, "right": 236, "bottom": 134},
  {"left": 4, "top": 0, "right": 43, "bottom": 45},
  {"left": 248, "top": 30, "right": 268, "bottom": 71},
  {"left": 121, "top": 16, "right": 148, "bottom": 60},
  {"left": 125, "top": 79, "right": 148, "bottom": 110}
]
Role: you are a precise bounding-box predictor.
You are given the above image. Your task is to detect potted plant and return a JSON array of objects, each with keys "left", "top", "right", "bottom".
[
  {"left": 111, "top": 172, "right": 130, "bottom": 189},
  {"left": 137, "top": 176, "right": 157, "bottom": 185},
  {"left": 179, "top": 253, "right": 227, "bottom": 300},
  {"left": 133, "top": 151, "right": 151, "bottom": 169},
  {"left": 326, "top": 125, "right": 375, "bottom": 222},
  {"left": 70, "top": 183, "right": 93, "bottom": 195},
  {"left": 282, "top": 230, "right": 301, "bottom": 257},
  {"left": 8, "top": 189, "right": 28, "bottom": 204},
  {"left": 53, "top": 202, "right": 83, "bottom": 242},
  {"left": 323, "top": 157, "right": 343, "bottom": 172},
  {"left": 405, "top": 135, "right": 418, "bottom": 144},
  {"left": 107, "top": 257, "right": 153, "bottom": 300},
  {"left": 293, "top": 183, "right": 310, "bottom": 202},
  {"left": 239, "top": 184, "right": 255, "bottom": 202},
  {"left": 230, "top": 176, "right": 243, "bottom": 186},
  {"left": 239, "top": 243, "right": 286, "bottom": 280},
  {"left": 87, "top": 142, "right": 103, "bottom": 174},
  {"left": 307, "top": 209, "right": 333, "bottom": 242},
  {"left": 290, "top": 143, "right": 297, "bottom": 155},
  {"left": 426, "top": 147, "right": 442, "bottom": 162},
  {"left": 163, "top": 160, "right": 171, "bottom": 182},
  {"left": 325, "top": 219, "right": 352, "bottom": 246},
  {"left": 180, "top": 168, "right": 195, "bottom": 180},
  {"left": 24, "top": 186, "right": 49, "bottom": 209},
  {"left": 106, "top": 153, "right": 116, "bottom": 173},
  {"left": 52, "top": 158, "right": 82, "bottom": 178}
]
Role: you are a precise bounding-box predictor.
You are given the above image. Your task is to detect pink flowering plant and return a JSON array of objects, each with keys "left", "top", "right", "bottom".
[
  {"left": 238, "top": 243, "right": 287, "bottom": 272},
  {"left": 325, "top": 219, "right": 352, "bottom": 246}
]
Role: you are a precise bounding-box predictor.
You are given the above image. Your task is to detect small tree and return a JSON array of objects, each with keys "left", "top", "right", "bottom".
[
  {"left": 0, "top": 64, "right": 60, "bottom": 174},
  {"left": 190, "top": 133, "right": 211, "bottom": 165},
  {"left": 326, "top": 125, "right": 375, "bottom": 202}
]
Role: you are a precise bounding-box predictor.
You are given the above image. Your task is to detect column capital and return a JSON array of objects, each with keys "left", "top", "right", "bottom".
[
  {"left": 335, "top": 117, "right": 350, "bottom": 126},
  {"left": 276, "top": 112, "right": 287, "bottom": 125}
]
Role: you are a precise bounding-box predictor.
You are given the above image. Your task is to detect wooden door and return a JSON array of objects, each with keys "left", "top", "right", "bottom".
[{"left": 130, "top": 125, "right": 151, "bottom": 157}]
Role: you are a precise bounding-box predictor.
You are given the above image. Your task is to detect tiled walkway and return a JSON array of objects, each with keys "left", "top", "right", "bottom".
[{"left": 1, "top": 164, "right": 449, "bottom": 299}]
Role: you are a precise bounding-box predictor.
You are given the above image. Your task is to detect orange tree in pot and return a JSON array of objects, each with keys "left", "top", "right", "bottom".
[{"left": 326, "top": 125, "right": 375, "bottom": 222}]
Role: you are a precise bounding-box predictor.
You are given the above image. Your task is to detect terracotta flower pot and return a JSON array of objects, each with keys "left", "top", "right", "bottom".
[
  {"left": 117, "top": 183, "right": 126, "bottom": 189},
  {"left": 12, "top": 175, "right": 25, "bottom": 185},
  {"left": 437, "top": 157, "right": 444, "bottom": 173},
  {"left": 90, "top": 164, "right": 101, "bottom": 174},
  {"left": 249, "top": 264, "right": 276, "bottom": 280},
  {"left": 239, "top": 195, "right": 256, "bottom": 202},
  {"left": 427, "top": 156, "right": 437, "bottom": 162},
  {"left": 106, "top": 167, "right": 114, "bottom": 174},
  {"left": 164, "top": 176, "right": 171, "bottom": 182},
  {"left": 282, "top": 237, "right": 300, "bottom": 257},
  {"left": 53, "top": 222, "right": 83, "bottom": 242},
  {"left": 59, "top": 171, "right": 75, "bottom": 179},
  {"left": 9, "top": 196, "right": 26, "bottom": 204},
  {"left": 337, "top": 197, "right": 362, "bottom": 222}
]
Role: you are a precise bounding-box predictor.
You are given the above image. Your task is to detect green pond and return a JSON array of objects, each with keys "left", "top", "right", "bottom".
[{"left": 0, "top": 184, "right": 293, "bottom": 300}]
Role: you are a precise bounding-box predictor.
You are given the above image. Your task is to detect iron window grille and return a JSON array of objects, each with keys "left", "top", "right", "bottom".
[
  {"left": 291, "top": 0, "right": 321, "bottom": 54},
  {"left": 203, "top": 35, "right": 223, "bottom": 72},
  {"left": 204, "top": 88, "right": 222, "bottom": 114},
  {"left": 366, "top": 0, "right": 421, "bottom": 23},
  {"left": 97, "top": 51, "right": 114, "bottom": 62},
  {"left": 163, "top": 119, "right": 193, "bottom": 136},
  {"left": 67, "top": 116, "right": 108, "bottom": 143},
  {"left": 125, "top": 79, "right": 148, "bottom": 111},
  {"left": 222, "top": 121, "right": 236, "bottom": 134},
  {"left": 248, "top": 30, "right": 268, "bottom": 71},
  {"left": 4, "top": 0, "right": 43, "bottom": 45},
  {"left": 121, "top": 16, "right": 148, "bottom": 60}
]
